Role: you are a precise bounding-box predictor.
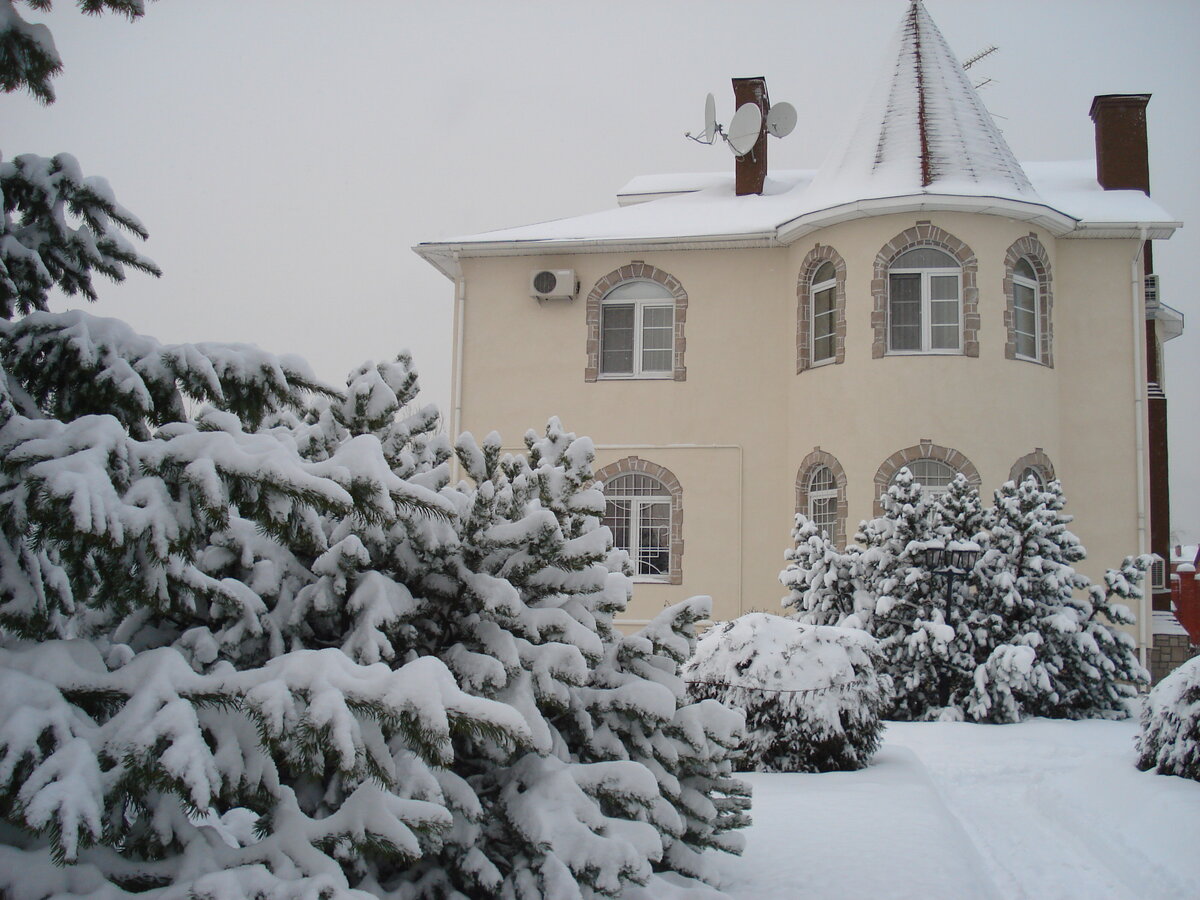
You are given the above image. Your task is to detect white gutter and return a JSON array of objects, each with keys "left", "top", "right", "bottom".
[{"left": 1131, "top": 227, "right": 1150, "bottom": 664}]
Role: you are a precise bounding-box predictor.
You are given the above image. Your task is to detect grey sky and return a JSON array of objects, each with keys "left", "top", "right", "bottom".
[{"left": 7, "top": 0, "right": 1200, "bottom": 539}]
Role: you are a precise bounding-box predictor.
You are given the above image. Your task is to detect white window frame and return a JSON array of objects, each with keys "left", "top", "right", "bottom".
[
  {"left": 810, "top": 263, "right": 838, "bottom": 367},
  {"left": 599, "top": 281, "right": 674, "bottom": 379},
  {"left": 1012, "top": 258, "right": 1040, "bottom": 362},
  {"left": 1019, "top": 465, "right": 1045, "bottom": 488},
  {"left": 808, "top": 465, "right": 838, "bottom": 537},
  {"left": 887, "top": 249, "right": 962, "bottom": 355},
  {"left": 603, "top": 475, "right": 672, "bottom": 581}
]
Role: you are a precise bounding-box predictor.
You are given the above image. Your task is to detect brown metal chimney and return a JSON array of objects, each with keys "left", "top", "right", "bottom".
[{"left": 732, "top": 77, "right": 769, "bottom": 196}]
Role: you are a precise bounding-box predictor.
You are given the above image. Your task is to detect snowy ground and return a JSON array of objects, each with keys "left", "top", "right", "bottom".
[{"left": 713, "top": 719, "right": 1200, "bottom": 900}]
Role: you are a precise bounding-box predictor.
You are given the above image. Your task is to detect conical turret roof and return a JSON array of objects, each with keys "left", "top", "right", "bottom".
[{"left": 806, "top": 1, "right": 1037, "bottom": 206}]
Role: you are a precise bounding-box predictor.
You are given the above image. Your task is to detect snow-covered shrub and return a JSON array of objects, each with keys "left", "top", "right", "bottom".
[
  {"left": 1136, "top": 656, "right": 1200, "bottom": 781},
  {"left": 684, "top": 613, "right": 890, "bottom": 772}
]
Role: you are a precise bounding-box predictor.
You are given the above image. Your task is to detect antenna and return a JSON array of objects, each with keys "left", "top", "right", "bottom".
[
  {"left": 962, "top": 45, "right": 998, "bottom": 70},
  {"left": 726, "top": 103, "right": 762, "bottom": 156},
  {"left": 765, "top": 101, "right": 797, "bottom": 139}
]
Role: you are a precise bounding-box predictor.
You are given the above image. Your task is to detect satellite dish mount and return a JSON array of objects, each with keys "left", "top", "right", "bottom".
[{"left": 685, "top": 76, "right": 796, "bottom": 196}]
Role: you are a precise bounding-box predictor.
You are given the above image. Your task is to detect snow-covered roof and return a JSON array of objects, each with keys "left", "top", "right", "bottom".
[
  {"left": 414, "top": 1, "right": 1180, "bottom": 280},
  {"left": 1152, "top": 609, "right": 1191, "bottom": 638}
]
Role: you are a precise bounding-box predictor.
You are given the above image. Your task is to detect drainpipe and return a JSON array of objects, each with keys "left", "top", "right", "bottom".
[
  {"left": 1131, "top": 226, "right": 1150, "bottom": 664},
  {"left": 451, "top": 274, "right": 467, "bottom": 473}
]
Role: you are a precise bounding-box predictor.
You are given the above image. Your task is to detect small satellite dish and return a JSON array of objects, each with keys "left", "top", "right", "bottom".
[
  {"left": 765, "top": 101, "right": 797, "bottom": 139},
  {"left": 704, "top": 92, "right": 717, "bottom": 144},
  {"left": 726, "top": 103, "right": 762, "bottom": 156}
]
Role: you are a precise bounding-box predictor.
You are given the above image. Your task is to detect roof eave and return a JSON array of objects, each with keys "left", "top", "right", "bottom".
[
  {"left": 413, "top": 231, "right": 782, "bottom": 274},
  {"left": 775, "top": 193, "right": 1081, "bottom": 244}
]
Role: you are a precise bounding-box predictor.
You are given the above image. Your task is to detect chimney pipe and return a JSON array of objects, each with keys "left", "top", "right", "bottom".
[
  {"left": 732, "top": 76, "right": 769, "bottom": 196},
  {"left": 1089, "top": 94, "right": 1152, "bottom": 195}
]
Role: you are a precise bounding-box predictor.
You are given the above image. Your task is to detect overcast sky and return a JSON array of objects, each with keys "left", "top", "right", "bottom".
[{"left": 7, "top": 0, "right": 1200, "bottom": 539}]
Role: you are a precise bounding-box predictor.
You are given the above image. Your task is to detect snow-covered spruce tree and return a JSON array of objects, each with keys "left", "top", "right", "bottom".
[
  {"left": 1136, "top": 655, "right": 1200, "bottom": 782},
  {"left": 684, "top": 613, "right": 889, "bottom": 773},
  {"left": 780, "top": 514, "right": 858, "bottom": 626},
  {"left": 389, "top": 420, "right": 748, "bottom": 897},
  {"left": 965, "top": 478, "right": 1147, "bottom": 722},
  {"left": 853, "top": 468, "right": 959, "bottom": 719},
  {"left": 0, "top": 311, "right": 541, "bottom": 897}
]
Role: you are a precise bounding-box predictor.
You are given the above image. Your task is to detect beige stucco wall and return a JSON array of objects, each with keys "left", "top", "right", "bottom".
[{"left": 450, "top": 210, "right": 1149, "bottom": 645}]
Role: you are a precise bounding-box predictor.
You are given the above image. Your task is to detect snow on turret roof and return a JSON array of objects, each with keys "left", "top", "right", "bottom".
[{"left": 805, "top": 0, "right": 1035, "bottom": 209}]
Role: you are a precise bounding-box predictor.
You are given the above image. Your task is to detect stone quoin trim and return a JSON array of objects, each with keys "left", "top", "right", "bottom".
[
  {"left": 1003, "top": 234, "right": 1054, "bottom": 367},
  {"left": 1009, "top": 448, "right": 1056, "bottom": 486},
  {"left": 797, "top": 244, "right": 848, "bottom": 373},
  {"left": 795, "top": 447, "right": 849, "bottom": 548},
  {"left": 872, "top": 223, "right": 979, "bottom": 358},
  {"left": 593, "top": 456, "right": 684, "bottom": 584},
  {"left": 873, "top": 439, "right": 981, "bottom": 515},
  {"left": 585, "top": 262, "right": 688, "bottom": 382}
]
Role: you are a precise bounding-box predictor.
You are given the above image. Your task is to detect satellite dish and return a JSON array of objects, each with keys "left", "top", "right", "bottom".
[
  {"left": 704, "top": 92, "right": 717, "bottom": 144},
  {"left": 726, "top": 103, "right": 762, "bottom": 156},
  {"left": 766, "top": 101, "right": 797, "bottom": 139}
]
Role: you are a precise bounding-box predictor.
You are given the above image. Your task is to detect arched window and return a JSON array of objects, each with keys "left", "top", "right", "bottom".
[
  {"left": 808, "top": 465, "right": 838, "bottom": 536},
  {"left": 585, "top": 263, "right": 688, "bottom": 383},
  {"left": 599, "top": 280, "right": 674, "bottom": 377},
  {"left": 888, "top": 247, "right": 962, "bottom": 353},
  {"left": 1009, "top": 449, "right": 1056, "bottom": 488},
  {"left": 1012, "top": 258, "right": 1040, "bottom": 361},
  {"left": 873, "top": 441, "right": 981, "bottom": 515},
  {"left": 894, "top": 458, "right": 956, "bottom": 495},
  {"left": 795, "top": 448, "right": 848, "bottom": 547},
  {"left": 1004, "top": 236, "right": 1053, "bottom": 367},
  {"left": 811, "top": 262, "right": 838, "bottom": 365},
  {"left": 603, "top": 472, "right": 672, "bottom": 578}
]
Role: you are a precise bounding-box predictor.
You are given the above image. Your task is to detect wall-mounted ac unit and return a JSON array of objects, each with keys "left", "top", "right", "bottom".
[{"left": 530, "top": 269, "right": 578, "bottom": 301}]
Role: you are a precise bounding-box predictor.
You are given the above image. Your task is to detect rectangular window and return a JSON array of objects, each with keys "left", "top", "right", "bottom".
[
  {"left": 600, "top": 302, "right": 673, "bottom": 377},
  {"left": 888, "top": 271, "right": 961, "bottom": 353},
  {"left": 812, "top": 285, "right": 837, "bottom": 363},
  {"left": 929, "top": 275, "right": 960, "bottom": 351}
]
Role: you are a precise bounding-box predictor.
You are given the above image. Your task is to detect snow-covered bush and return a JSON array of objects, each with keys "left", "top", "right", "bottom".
[
  {"left": 1136, "top": 656, "right": 1200, "bottom": 781},
  {"left": 684, "top": 613, "right": 890, "bottom": 772}
]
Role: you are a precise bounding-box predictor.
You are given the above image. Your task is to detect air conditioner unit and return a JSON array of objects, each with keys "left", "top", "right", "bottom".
[
  {"left": 1151, "top": 554, "right": 1167, "bottom": 592},
  {"left": 530, "top": 269, "right": 578, "bottom": 301}
]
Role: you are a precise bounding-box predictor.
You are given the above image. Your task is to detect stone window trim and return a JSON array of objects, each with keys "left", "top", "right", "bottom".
[
  {"left": 872, "top": 224, "right": 980, "bottom": 359},
  {"left": 1008, "top": 448, "right": 1056, "bottom": 486},
  {"left": 585, "top": 262, "right": 687, "bottom": 382},
  {"left": 1003, "top": 234, "right": 1054, "bottom": 367},
  {"left": 873, "top": 439, "right": 981, "bottom": 515},
  {"left": 797, "top": 244, "right": 848, "bottom": 373},
  {"left": 795, "top": 447, "right": 849, "bottom": 548},
  {"left": 593, "top": 456, "right": 684, "bottom": 584}
]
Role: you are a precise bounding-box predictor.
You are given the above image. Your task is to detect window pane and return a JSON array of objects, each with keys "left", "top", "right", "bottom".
[
  {"left": 1015, "top": 258, "right": 1037, "bottom": 280},
  {"left": 1014, "top": 283, "right": 1037, "bottom": 358},
  {"left": 637, "top": 501, "right": 671, "bottom": 576},
  {"left": 813, "top": 286, "right": 836, "bottom": 318},
  {"left": 814, "top": 334, "right": 835, "bottom": 362},
  {"left": 810, "top": 495, "right": 836, "bottom": 537},
  {"left": 930, "top": 300, "right": 959, "bottom": 325},
  {"left": 605, "top": 473, "right": 667, "bottom": 497},
  {"left": 813, "top": 261, "right": 836, "bottom": 285},
  {"left": 809, "top": 466, "right": 835, "bottom": 493},
  {"left": 605, "top": 280, "right": 673, "bottom": 301},
  {"left": 889, "top": 274, "right": 921, "bottom": 350},
  {"left": 930, "top": 275, "right": 958, "bottom": 301},
  {"left": 600, "top": 304, "right": 634, "bottom": 374},
  {"left": 892, "top": 247, "right": 957, "bottom": 269},
  {"left": 640, "top": 304, "right": 673, "bottom": 373},
  {"left": 604, "top": 499, "right": 631, "bottom": 552},
  {"left": 1021, "top": 466, "right": 1044, "bottom": 488},
  {"left": 931, "top": 325, "right": 960, "bottom": 350}
]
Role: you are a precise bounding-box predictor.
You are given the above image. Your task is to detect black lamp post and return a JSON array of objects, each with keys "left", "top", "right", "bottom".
[{"left": 923, "top": 539, "right": 982, "bottom": 708}]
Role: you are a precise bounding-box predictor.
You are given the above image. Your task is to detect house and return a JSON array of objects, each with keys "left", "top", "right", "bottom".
[{"left": 415, "top": 1, "right": 1184, "bottom": 664}]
